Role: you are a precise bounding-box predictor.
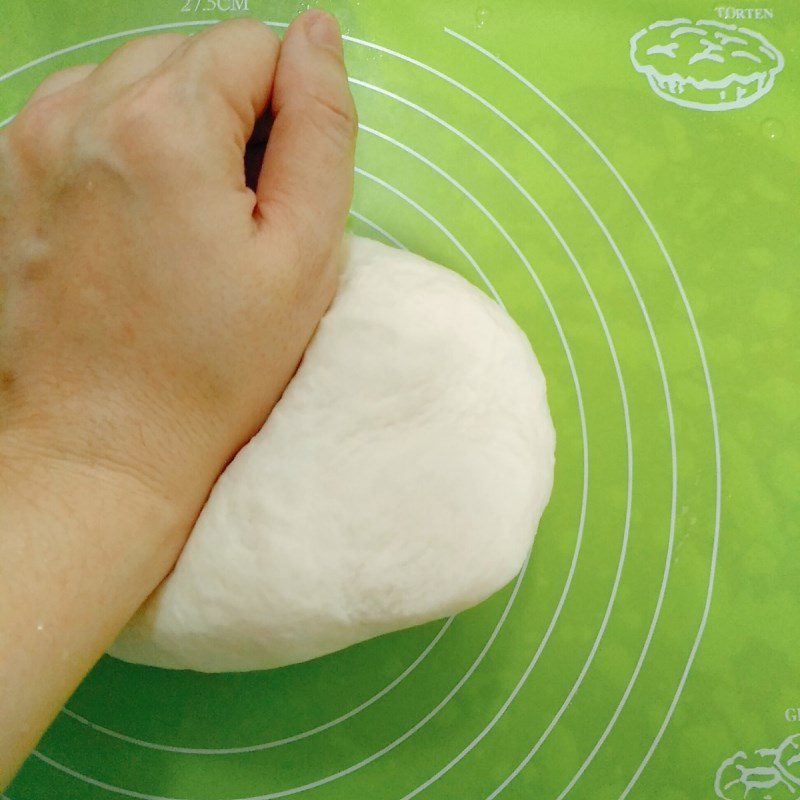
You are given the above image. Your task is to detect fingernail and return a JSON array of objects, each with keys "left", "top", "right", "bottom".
[{"left": 305, "top": 9, "right": 341, "bottom": 52}]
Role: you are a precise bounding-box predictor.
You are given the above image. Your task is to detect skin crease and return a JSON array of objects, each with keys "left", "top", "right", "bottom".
[{"left": 0, "top": 10, "right": 356, "bottom": 785}]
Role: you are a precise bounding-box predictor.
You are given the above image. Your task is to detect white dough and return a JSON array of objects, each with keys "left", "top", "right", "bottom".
[{"left": 110, "top": 236, "right": 555, "bottom": 672}]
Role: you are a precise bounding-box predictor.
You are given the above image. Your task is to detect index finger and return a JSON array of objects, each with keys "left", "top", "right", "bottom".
[{"left": 167, "top": 19, "right": 280, "bottom": 151}]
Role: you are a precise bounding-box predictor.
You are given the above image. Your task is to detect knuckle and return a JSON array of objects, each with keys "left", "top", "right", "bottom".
[
  {"left": 109, "top": 32, "right": 187, "bottom": 65},
  {"left": 189, "top": 19, "right": 278, "bottom": 81},
  {"left": 7, "top": 93, "right": 71, "bottom": 166},
  {"left": 222, "top": 17, "right": 279, "bottom": 47},
  {"left": 32, "top": 65, "right": 79, "bottom": 96},
  {"left": 156, "top": 31, "right": 188, "bottom": 47},
  {"left": 135, "top": 31, "right": 187, "bottom": 51}
]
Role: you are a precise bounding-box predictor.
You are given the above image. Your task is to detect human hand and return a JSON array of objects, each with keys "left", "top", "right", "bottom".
[
  {"left": 0, "top": 12, "right": 356, "bottom": 780},
  {"left": 0, "top": 11, "right": 356, "bottom": 514}
]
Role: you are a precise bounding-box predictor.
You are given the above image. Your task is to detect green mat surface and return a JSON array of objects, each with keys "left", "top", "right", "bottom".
[{"left": 2, "top": 1, "right": 798, "bottom": 798}]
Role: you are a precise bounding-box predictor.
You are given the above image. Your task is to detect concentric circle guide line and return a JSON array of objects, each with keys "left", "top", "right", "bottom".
[
  {"left": 59, "top": 213, "right": 445, "bottom": 757},
  {"left": 3, "top": 18, "right": 628, "bottom": 800},
  {"left": 354, "top": 58, "right": 636, "bottom": 800},
  {"left": 444, "top": 27, "right": 721, "bottom": 800},
  {"left": 17, "top": 62, "right": 608, "bottom": 788},
  {"left": 348, "top": 209, "right": 408, "bottom": 250},
  {"left": 356, "top": 120, "right": 643, "bottom": 800},
  {"left": 61, "top": 615, "right": 454, "bottom": 755},
  {"left": 9, "top": 107, "right": 589, "bottom": 792},
  {"left": 358, "top": 29, "right": 670, "bottom": 800},
  {"left": 2, "top": 80, "right": 456, "bottom": 754},
  {"left": 19, "top": 158, "right": 547, "bottom": 799},
  {"left": 54, "top": 144, "right": 549, "bottom": 770},
  {"left": 0, "top": 21, "right": 217, "bottom": 86},
  {"left": 350, "top": 87, "right": 676, "bottom": 796},
  {"left": 58, "top": 195, "right": 440, "bottom": 761},
  {"left": 55, "top": 128, "right": 531, "bottom": 756},
  {"left": 0, "top": 17, "right": 591, "bottom": 775},
  {"left": 355, "top": 56, "right": 640, "bottom": 797},
  {"left": 0, "top": 20, "right": 514, "bottom": 762},
  {"left": 0, "top": 17, "right": 700, "bottom": 800},
  {"left": 348, "top": 37, "right": 680, "bottom": 800}
]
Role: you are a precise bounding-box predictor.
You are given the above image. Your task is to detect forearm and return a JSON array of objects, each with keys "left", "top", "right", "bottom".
[
  {"left": 0, "top": 9, "right": 354, "bottom": 786},
  {"left": 0, "top": 439, "right": 191, "bottom": 785}
]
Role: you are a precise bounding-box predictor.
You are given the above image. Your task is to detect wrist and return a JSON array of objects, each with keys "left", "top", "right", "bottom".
[
  {"left": 0, "top": 423, "right": 198, "bottom": 554},
  {"left": 0, "top": 394, "right": 221, "bottom": 519}
]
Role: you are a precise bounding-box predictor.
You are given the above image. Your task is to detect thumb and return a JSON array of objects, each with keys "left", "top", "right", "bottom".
[{"left": 256, "top": 10, "right": 357, "bottom": 262}]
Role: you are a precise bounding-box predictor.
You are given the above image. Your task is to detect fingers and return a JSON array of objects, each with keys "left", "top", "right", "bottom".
[
  {"left": 170, "top": 19, "right": 280, "bottom": 151},
  {"left": 77, "top": 21, "right": 278, "bottom": 198},
  {"left": 27, "top": 64, "right": 97, "bottom": 103},
  {"left": 256, "top": 11, "right": 357, "bottom": 260}
]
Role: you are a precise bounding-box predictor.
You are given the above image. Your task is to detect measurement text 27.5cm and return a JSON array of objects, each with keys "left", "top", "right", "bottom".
[{"left": 181, "top": 0, "right": 249, "bottom": 13}]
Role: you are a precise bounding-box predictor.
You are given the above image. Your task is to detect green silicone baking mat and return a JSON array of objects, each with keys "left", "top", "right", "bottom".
[{"left": 2, "top": 1, "right": 798, "bottom": 798}]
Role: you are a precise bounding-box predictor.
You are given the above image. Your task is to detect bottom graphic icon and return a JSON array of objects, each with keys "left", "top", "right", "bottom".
[{"left": 715, "top": 734, "right": 800, "bottom": 799}]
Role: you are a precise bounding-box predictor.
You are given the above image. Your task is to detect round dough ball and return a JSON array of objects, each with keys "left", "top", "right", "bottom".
[{"left": 110, "top": 236, "right": 555, "bottom": 672}]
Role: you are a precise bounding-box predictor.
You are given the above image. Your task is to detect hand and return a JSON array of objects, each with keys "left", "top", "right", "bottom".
[
  {"left": 0, "top": 11, "right": 356, "bottom": 509},
  {"left": 0, "top": 11, "right": 356, "bottom": 783}
]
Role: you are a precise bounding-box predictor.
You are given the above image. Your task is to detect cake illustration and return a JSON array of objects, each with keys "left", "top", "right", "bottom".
[
  {"left": 630, "top": 18, "right": 784, "bottom": 110},
  {"left": 715, "top": 734, "right": 800, "bottom": 799}
]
